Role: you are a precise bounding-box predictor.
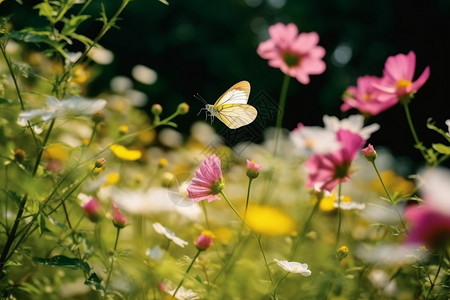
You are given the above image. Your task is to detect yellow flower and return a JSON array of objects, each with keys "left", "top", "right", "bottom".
[
  {"left": 110, "top": 144, "right": 142, "bottom": 161},
  {"left": 245, "top": 204, "right": 295, "bottom": 236},
  {"left": 43, "top": 145, "right": 69, "bottom": 161},
  {"left": 371, "top": 170, "right": 415, "bottom": 196},
  {"left": 313, "top": 193, "right": 353, "bottom": 213},
  {"left": 105, "top": 173, "right": 120, "bottom": 186}
]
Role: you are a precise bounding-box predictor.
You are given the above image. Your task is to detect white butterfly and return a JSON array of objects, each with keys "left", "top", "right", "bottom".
[{"left": 197, "top": 81, "right": 258, "bottom": 129}]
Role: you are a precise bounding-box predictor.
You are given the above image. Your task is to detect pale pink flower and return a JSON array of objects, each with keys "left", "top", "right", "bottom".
[
  {"left": 187, "top": 154, "right": 224, "bottom": 202},
  {"left": 80, "top": 195, "right": 102, "bottom": 222},
  {"left": 373, "top": 51, "right": 430, "bottom": 101},
  {"left": 306, "top": 129, "right": 365, "bottom": 192},
  {"left": 257, "top": 23, "right": 326, "bottom": 84},
  {"left": 362, "top": 144, "right": 377, "bottom": 162},
  {"left": 290, "top": 123, "right": 341, "bottom": 155},
  {"left": 246, "top": 159, "right": 262, "bottom": 179},
  {"left": 112, "top": 202, "right": 127, "bottom": 228},
  {"left": 341, "top": 76, "right": 398, "bottom": 115}
]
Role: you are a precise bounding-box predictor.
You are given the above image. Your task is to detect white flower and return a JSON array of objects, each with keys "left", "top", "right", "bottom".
[
  {"left": 19, "top": 96, "right": 106, "bottom": 122},
  {"left": 323, "top": 114, "right": 379, "bottom": 140},
  {"left": 273, "top": 259, "right": 311, "bottom": 276},
  {"left": 446, "top": 120, "right": 450, "bottom": 137},
  {"left": 334, "top": 200, "right": 366, "bottom": 210},
  {"left": 145, "top": 246, "right": 165, "bottom": 261},
  {"left": 152, "top": 222, "right": 188, "bottom": 248},
  {"left": 420, "top": 167, "right": 450, "bottom": 216},
  {"left": 165, "top": 283, "right": 199, "bottom": 300},
  {"left": 290, "top": 123, "right": 341, "bottom": 155}
]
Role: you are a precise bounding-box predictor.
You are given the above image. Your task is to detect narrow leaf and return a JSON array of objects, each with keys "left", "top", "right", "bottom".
[
  {"left": 84, "top": 272, "right": 103, "bottom": 291},
  {"left": 34, "top": 255, "right": 90, "bottom": 273}
]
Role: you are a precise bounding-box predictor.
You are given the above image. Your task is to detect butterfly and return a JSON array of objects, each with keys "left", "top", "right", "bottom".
[{"left": 196, "top": 81, "right": 258, "bottom": 129}]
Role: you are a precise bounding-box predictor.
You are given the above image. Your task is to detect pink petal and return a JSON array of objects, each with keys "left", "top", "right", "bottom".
[{"left": 410, "top": 66, "right": 430, "bottom": 92}]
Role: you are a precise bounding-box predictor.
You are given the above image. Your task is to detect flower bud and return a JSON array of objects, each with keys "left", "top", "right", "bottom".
[
  {"left": 158, "top": 158, "right": 168, "bottom": 168},
  {"left": 336, "top": 245, "right": 349, "bottom": 261},
  {"left": 14, "top": 148, "right": 26, "bottom": 163},
  {"left": 82, "top": 196, "right": 103, "bottom": 222},
  {"left": 176, "top": 102, "right": 189, "bottom": 115},
  {"left": 95, "top": 158, "right": 106, "bottom": 169},
  {"left": 362, "top": 144, "right": 377, "bottom": 162},
  {"left": 195, "top": 230, "right": 214, "bottom": 251},
  {"left": 92, "top": 112, "right": 104, "bottom": 124},
  {"left": 112, "top": 202, "right": 127, "bottom": 228},
  {"left": 151, "top": 104, "right": 163, "bottom": 116},
  {"left": 246, "top": 159, "right": 262, "bottom": 179},
  {"left": 118, "top": 124, "right": 129, "bottom": 135}
]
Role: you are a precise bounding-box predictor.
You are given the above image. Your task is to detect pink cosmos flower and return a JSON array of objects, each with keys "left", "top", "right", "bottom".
[
  {"left": 195, "top": 230, "right": 214, "bottom": 251},
  {"left": 187, "top": 154, "right": 224, "bottom": 202},
  {"left": 305, "top": 129, "right": 365, "bottom": 192},
  {"left": 404, "top": 168, "right": 450, "bottom": 248},
  {"left": 257, "top": 23, "right": 326, "bottom": 84},
  {"left": 373, "top": 51, "right": 430, "bottom": 101},
  {"left": 112, "top": 202, "right": 127, "bottom": 228},
  {"left": 341, "top": 76, "right": 398, "bottom": 115},
  {"left": 246, "top": 159, "right": 262, "bottom": 179},
  {"left": 362, "top": 143, "right": 377, "bottom": 162},
  {"left": 81, "top": 196, "right": 102, "bottom": 222}
]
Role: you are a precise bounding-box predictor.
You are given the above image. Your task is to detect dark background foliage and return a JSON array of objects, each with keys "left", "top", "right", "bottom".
[{"left": 2, "top": 0, "right": 450, "bottom": 167}]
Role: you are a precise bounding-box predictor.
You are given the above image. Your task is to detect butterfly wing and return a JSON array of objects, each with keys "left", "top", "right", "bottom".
[
  {"left": 213, "top": 81, "right": 257, "bottom": 129},
  {"left": 215, "top": 104, "right": 258, "bottom": 129},
  {"left": 214, "top": 81, "right": 251, "bottom": 106}
]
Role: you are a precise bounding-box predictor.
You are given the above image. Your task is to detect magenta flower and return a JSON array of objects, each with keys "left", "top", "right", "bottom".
[
  {"left": 374, "top": 51, "right": 430, "bottom": 102},
  {"left": 195, "top": 230, "right": 214, "bottom": 251},
  {"left": 187, "top": 154, "right": 224, "bottom": 202},
  {"left": 404, "top": 168, "right": 450, "bottom": 248},
  {"left": 305, "top": 129, "right": 364, "bottom": 192},
  {"left": 341, "top": 76, "right": 398, "bottom": 115},
  {"left": 257, "top": 23, "right": 326, "bottom": 84},
  {"left": 112, "top": 202, "right": 127, "bottom": 228},
  {"left": 81, "top": 196, "right": 102, "bottom": 222}
]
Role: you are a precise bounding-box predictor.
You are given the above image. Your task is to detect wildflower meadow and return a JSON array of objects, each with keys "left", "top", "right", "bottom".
[{"left": 1, "top": 0, "right": 450, "bottom": 299}]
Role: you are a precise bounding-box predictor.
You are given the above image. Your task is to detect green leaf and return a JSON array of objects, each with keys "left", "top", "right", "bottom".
[
  {"left": 0, "top": 98, "right": 9, "bottom": 104},
  {"left": 432, "top": 143, "right": 450, "bottom": 155},
  {"left": 84, "top": 272, "right": 103, "bottom": 291},
  {"left": 1, "top": 188, "right": 22, "bottom": 207},
  {"left": 9, "top": 29, "right": 51, "bottom": 43},
  {"left": 33, "top": 2, "right": 56, "bottom": 21},
  {"left": 34, "top": 255, "right": 90, "bottom": 273},
  {"left": 61, "top": 15, "right": 90, "bottom": 37}
]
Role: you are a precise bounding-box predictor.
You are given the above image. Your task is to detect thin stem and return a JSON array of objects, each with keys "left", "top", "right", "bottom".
[
  {"left": 244, "top": 178, "right": 253, "bottom": 219},
  {"left": 371, "top": 161, "right": 407, "bottom": 230},
  {"left": 403, "top": 103, "right": 430, "bottom": 163},
  {"left": 289, "top": 194, "right": 322, "bottom": 260},
  {"left": 104, "top": 227, "right": 121, "bottom": 297},
  {"left": 172, "top": 249, "right": 202, "bottom": 298},
  {"left": 273, "top": 272, "right": 290, "bottom": 297},
  {"left": 200, "top": 201, "right": 210, "bottom": 230},
  {"left": 335, "top": 183, "right": 342, "bottom": 250},
  {"left": 425, "top": 252, "right": 444, "bottom": 300},
  {"left": 273, "top": 75, "right": 291, "bottom": 156},
  {"left": 256, "top": 233, "right": 273, "bottom": 283},
  {"left": 219, "top": 191, "right": 247, "bottom": 225}
]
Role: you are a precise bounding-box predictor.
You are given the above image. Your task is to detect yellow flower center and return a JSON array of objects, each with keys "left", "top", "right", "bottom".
[{"left": 396, "top": 79, "right": 412, "bottom": 91}]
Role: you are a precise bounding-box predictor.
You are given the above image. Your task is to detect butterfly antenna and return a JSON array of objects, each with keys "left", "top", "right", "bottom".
[{"left": 194, "top": 93, "right": 207, "bottom": 105}]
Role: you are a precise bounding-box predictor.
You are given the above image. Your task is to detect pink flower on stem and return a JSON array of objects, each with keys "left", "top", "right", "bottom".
[
  {"left": 306, "top": 129, "right": 365, "bottom": 192},
  {"left": 341, "top": 76, "right": 398, "bottom": 115},
  {"left": 246, "top": 159, "right": 262, "bottom": 179},
  {"left": 81, "top": 196, "right": 102, "bottom": 222},
  {"left": 404, "top": 168, "right": 450, "bottom": 249},
  {"left": 195, "top": 230, "right": 215, "bottom": 251},
  {"left": 257, "top": 23, "right": 326, "bottom": 84},
  {"left": 187, "top": 154, "right": 224, "bottom": 202},
  {"left": 112, "top": 202, "right": 127, "bottom": 228},
  {"left": 373, "top": 51, "right": 430, "bottom": 102},
  {"left": 362, "top": 144, "right": 377, "bottom": 162}
]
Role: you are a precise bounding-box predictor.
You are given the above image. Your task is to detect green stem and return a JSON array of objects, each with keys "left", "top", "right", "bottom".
[
  {"left": 219, "top": 191, "right": 272, "bottom": 283},
  {"left": 273, "top": 75, "right": 291, "bottom": 156},
  {"left": 403, "top": 102, "right": 430, "bottom": 164},
  {"left": 371, "top": 161, "right": 407, "bottom": 230},
  {"left": 172, "top": 249, "right": 202, "bottom": 298},
  {"left": 0, "top": 118, "right": 56, "bottom": 277},
  {"left": 273, "top": 272, "right": 290, "bottom": 297},
  {"left": 104, "top": 227, "right": 121, "bottom": 297},
  {"left": 335, "top": 183, "right": 342, "bottom": 250},
  {"left": 200, "top": 201, "right": 210, "bottom": 230},
  {"left": 425, "top": 251, "right": 444, "bottom": 300},
  {"left": 244, "top": 178, "right": 253, "bottom": 219},
  {"left": 289, "top": 193, "right": 322, "bottom": 260}
]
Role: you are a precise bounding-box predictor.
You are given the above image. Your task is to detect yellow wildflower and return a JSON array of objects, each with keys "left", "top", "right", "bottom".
[{"left": 110, "top": 144, "right": 142, "bottom": 161}]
